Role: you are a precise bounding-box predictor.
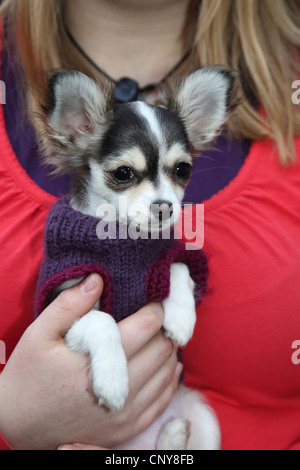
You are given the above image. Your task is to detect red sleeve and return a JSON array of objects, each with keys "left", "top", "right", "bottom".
[
  {"left": 0, "top": 96, "right": 56, "bottom": 363},
  {"left": 0, "top": 129, "right": 53, "bottom": 452}
]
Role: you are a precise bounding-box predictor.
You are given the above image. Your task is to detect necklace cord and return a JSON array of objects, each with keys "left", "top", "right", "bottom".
[{"left": 65, "top": 28, "right": 192, "bottom": 95}]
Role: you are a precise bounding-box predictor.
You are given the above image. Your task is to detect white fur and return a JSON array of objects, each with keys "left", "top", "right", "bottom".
[
  {"left": 136, "top": 101, "right": 164, "bottom": 148},
  {"left": 113, "top": 385, "right": 220, "bottom": 450},
  {"left": 162, "top": 142, "right": 191, "bottom": 167},
  {"left": 50, "top": 72, "right": 108, "bottom": 137},
  {"left": 64, "top": 262, "right": 220, "bottom": 449},
  {"left": 163, "top": 263, "right": 196, "bottom": 346},
  {"left": 111, "top": 146, "right": 147, "bottom": 173},
  {"left": 82, "top": 159, "right": 183, "bottom": 232},
  {"left": 46, "top": 66, "right": 236, "bottom": 449},
  {"left": 175, "top": 67, "right": 233, "bottom": 149},
  {"left": 156, "top": 417, "right": 191, "bottom": 451},
  {"left": 65, "top": 310, "right": 129, "bottom": 410}
]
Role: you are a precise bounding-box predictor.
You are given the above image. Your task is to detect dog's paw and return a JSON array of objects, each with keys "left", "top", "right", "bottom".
[
  {"left": 64, "top": 310, "right": 129, "bottom": 411},
  {"left": 91, "top": 355, "right": 129, "bottom": 411},
  {"left": 157, "top": 418, "right": 191, "bottom": 450},
  {"left": 163, "top": 301, "right": 196, "bottom": 346}
]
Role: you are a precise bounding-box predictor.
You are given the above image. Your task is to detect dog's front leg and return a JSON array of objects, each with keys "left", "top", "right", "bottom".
[
  {"left": 162, "top": 263, "right": 196, "bottom": 347},
  {"left": 65, "top": 310, "right": 129, "bottom": 411}
]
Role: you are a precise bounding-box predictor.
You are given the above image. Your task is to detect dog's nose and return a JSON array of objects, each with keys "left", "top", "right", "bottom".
[{"left": 151, "top": 200, "right": 174, "bottom": 219}]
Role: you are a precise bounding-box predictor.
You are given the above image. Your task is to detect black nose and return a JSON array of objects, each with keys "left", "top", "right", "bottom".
[{"left": 151, "top": 200, "right": 174, "bottom": 219}]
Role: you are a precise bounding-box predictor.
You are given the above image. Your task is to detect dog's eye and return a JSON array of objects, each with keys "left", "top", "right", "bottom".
[
  {"left": 174, "top": 162, "right": 192, "bottom": 180},
  {"left": 113, "top": 166, "right": 134, "bottom": 183}
]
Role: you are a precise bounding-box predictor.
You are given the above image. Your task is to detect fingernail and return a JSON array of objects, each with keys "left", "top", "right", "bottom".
[
  {"left": 79, "top": 274, "right": 97, "bottom": 294},
  {"left": 57, "top": 444, "right": 81, "bottom": 450},
  {"left": 175, "top": 362, "right": 183, "bottom": 379}
]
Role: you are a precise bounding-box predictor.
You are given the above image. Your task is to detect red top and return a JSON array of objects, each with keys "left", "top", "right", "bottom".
[
  {"left": 183, "top": 138, "right": 300, "bottom": 450},
  {"left": 0, "top": 67, "right": 300, "bottom": 452}
]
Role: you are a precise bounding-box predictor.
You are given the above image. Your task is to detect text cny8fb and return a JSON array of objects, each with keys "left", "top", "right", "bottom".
[{"left": 105, "top": 454, "right": 194, "bottom": 466}]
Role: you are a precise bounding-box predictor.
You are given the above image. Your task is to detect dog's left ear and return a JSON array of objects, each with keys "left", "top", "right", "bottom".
[{"left": 169, "top": 66, "right": 238, "bottom": 150}]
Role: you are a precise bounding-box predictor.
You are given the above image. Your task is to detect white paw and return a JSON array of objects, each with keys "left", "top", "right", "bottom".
[
  {"left": 64, "top": 310, "right": 129, "bottom": 411},
  {"left": 157, "top": 418, "right": 191, "bottom": 450},
  {"left": 65, "top": 321, "right": 88, "bottom": 354},
  {"left": 163, "top": 301, "right": 196, "bottom": 346},
  {"left": 91, "top": 353, "right": 129, "bottom": 411}
]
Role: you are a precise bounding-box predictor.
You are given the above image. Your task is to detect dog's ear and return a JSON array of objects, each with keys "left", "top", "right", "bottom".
[
  {"left": 40, "top": 69, "right": 113, "bottom": 175},
  {"left": 169, "top": 66, "right": 238, "bottom": 151}
]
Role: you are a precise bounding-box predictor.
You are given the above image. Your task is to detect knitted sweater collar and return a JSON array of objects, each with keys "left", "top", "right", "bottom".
[{"left": 45, "top": 197, "right": 175, "bottom": 257}]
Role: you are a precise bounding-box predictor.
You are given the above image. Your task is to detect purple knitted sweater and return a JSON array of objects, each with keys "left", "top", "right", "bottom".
[{"left": 36, "top": 198, "right": 208, "bottom": 321}]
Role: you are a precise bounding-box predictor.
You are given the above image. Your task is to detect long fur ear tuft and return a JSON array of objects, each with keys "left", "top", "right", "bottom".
[
  {"left": 169, "top": 66, "right": 239, "bottom": 151},
  {"left": 38, "top": 69, "right": 113, "bottom": 175}
]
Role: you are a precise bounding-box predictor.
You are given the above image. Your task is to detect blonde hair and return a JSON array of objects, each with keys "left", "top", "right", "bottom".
[{"left": 1, "top": 0, "right": 300, "bottom": 164}]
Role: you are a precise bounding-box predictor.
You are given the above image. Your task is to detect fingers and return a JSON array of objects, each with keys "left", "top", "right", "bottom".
[
  {"left": 128, "top": 352, "right": 182, "bottom": 420},
  {"left": 36, "top": 280, "right": 162, "bottom": 346},
  {"left": 122, "top": 360, "right": 182, "bottom": 440},
  {"left": 35, "top": 274, "right": 104, "bottom": 339},
  {"left": 134, "top": 377, "right": 180, "bottom": 436},
  {"left": 118, "top": 303, "right": 165, "bottom": 360},
  {"left": 58, "top": 444, "right": 107, "bottom": 450},
  {"left": 117, "top": 302, "right": 181, "bottom": 438},
  {"left": 127, "top": 329, "right": 175, "bottom": 395}
]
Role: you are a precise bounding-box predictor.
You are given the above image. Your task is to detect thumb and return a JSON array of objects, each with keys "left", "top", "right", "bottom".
[{"left": 37, "top": 273, "right": 104, "bottom": 338}]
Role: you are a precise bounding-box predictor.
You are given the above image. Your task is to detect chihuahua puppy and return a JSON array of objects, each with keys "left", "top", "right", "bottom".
[{"left": 37, "top": 66, "right": 237, "bottom": 450}]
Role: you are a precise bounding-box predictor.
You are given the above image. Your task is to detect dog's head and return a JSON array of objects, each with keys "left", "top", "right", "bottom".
[{"left": 41, "top": 67, "right": 238, "bottom": 231}]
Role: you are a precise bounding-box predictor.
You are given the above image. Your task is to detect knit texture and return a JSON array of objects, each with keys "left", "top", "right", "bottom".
[{"left": 36, "top": 197, "right": 208, "bottom": 321}]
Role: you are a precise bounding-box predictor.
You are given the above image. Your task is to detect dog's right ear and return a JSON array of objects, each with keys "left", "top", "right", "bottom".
[
  {"left": 40, "top": 69, "right": 113, "bottom": 175},
  {"left": 168, "top": 66, "right": 239, "bottom": 151}
]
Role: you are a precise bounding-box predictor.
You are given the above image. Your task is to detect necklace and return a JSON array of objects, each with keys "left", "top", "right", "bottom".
[{"left": 65, "top": 28, "right": 192, "bottom": 104}]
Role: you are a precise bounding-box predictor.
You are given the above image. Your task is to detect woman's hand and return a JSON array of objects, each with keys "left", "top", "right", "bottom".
[{"left": 0, "top": 274, "right": 181, "bottom": 450}]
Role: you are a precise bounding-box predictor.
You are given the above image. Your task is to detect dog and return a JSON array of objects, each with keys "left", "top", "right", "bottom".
[{"left": 36, "top": 66, "right": 237, "bottom": 450}]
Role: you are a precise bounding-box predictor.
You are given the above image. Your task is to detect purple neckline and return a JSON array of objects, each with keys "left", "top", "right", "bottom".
[
  {"left": 184, "top": 135, "right": 251, "bottom": 204},
  {"left": 1, "top": 41, "right": 71, "bottom": 198},
  {"left": 2, "top": 36, "right": 251, "bottom": 203}
]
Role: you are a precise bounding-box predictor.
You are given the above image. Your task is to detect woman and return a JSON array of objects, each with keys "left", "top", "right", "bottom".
[{"left": 0, "top": 0, "right": 299, "bottom": 450}]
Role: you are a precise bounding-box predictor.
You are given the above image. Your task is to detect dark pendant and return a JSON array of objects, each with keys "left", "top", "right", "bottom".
[{"left": 113, "top": 78, "right": 139, "bottom": 103}]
